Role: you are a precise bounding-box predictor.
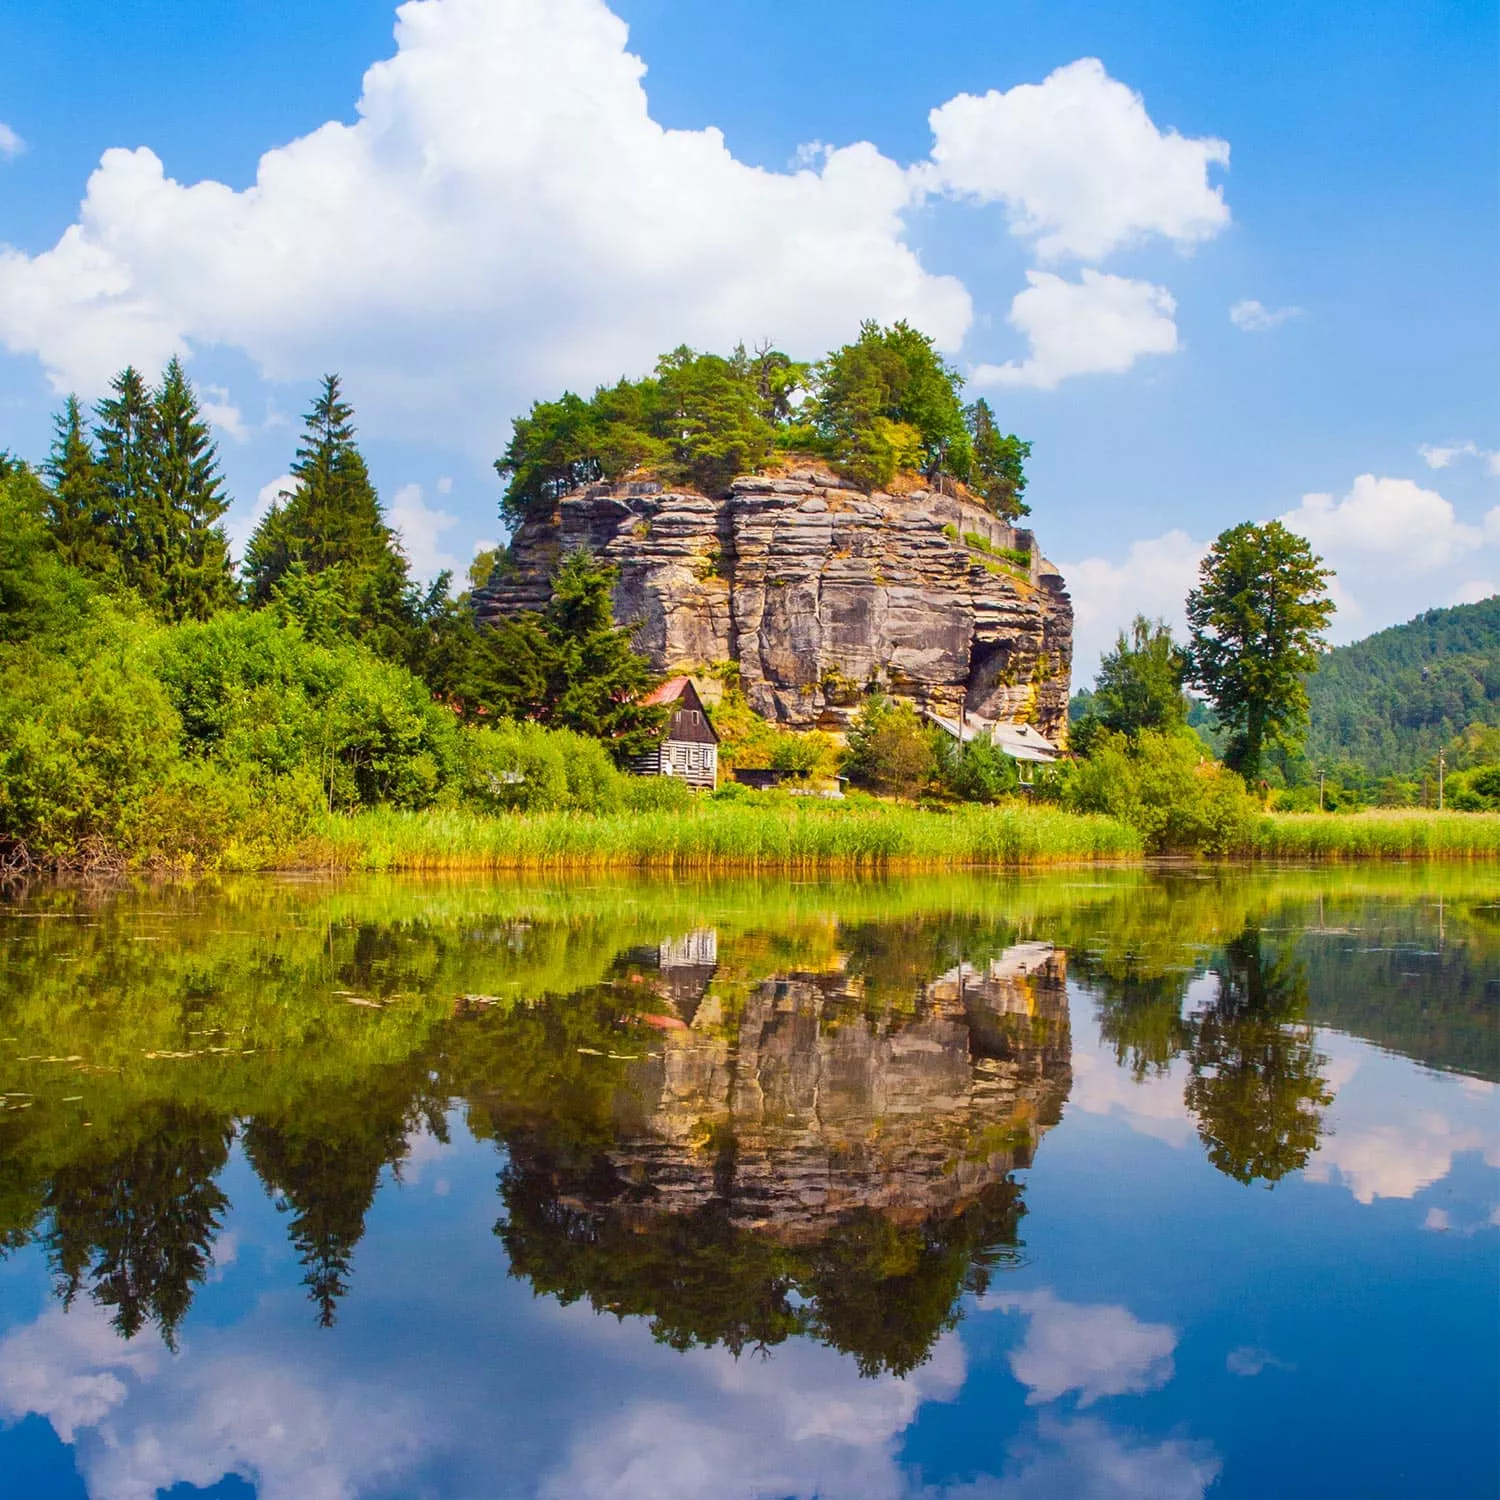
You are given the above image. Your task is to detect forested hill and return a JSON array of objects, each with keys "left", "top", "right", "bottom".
[{"left": 1304, "top": 596, "right": 1500, "bottom": 774}]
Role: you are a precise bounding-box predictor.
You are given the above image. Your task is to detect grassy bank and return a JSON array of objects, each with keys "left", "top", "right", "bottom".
[
  {"left": 287, "top": 801, "right": 1500, "bottom": 872},
  {"left": 1247, "top": 809, "right": 1500, "bottom": 860},
  {"left": 298, "top": 800, "right": 1145, "bottom": 871}
]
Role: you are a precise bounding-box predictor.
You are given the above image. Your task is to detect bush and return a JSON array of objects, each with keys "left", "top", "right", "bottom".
[
  {"left": 458, "top": 720, "right": 691, "bottom": 814},
  {"left": 842, "top": 696, "right": 938, "bottom": 800},
  {"left": 1063, "top": 728, "right": 1260, "bottom": 854},
  {"left": 152, "top": 611, "right": 461, "bottom": 811},
  {"left": 934, "top": 734, "right": 1019, "bottom": 803},
  {"left": 0, "top": 618, "right": 183, "bottom": 860}
]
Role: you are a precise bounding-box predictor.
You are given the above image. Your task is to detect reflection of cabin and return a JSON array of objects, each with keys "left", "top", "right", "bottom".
[
  {"left": 921, "top": 710, "right": 1060, "bottom": 785},
  {"left": 633, "top": 677, "right": 719, "bottom": 790}
]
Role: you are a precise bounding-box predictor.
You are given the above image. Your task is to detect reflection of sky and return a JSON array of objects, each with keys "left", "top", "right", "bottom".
[{"left": 0, "top": 1000, "right": 1495, "bottom": 1498}]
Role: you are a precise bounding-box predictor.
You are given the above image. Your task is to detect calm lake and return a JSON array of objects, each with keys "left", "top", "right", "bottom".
[{"left": 0, "top": 868, "right": 1495, "bottom": 1500}]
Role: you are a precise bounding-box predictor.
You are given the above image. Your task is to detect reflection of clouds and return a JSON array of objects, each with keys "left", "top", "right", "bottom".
[
  {"left": 1304, "top": 1035, "right": 1499, "bottom": 1205},
  {"left": 0, "top": 1301, "right": 431, "bottom": 1500},
  {"left": 984, "top": 1291, "right": 1176, "bottom": 1406},
  {"left": 1068, "top": 1046, "right": 1195, "bottom": 1147},
  {"left": 541, "top": 1332, "right": 965, "bottom": 1500},
  {"left": 0, "top": 1303, "right": 161, "bottom": 1443},
  {"left": 932, "top": 1415, "right": 1219, "bottom": 1499}
]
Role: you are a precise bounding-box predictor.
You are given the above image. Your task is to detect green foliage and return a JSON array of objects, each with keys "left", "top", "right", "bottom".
[
  {"left": 1185, "top": 520, "right": 1336, "bottom": 780},
  {"left": 934, "top": 733, "right": 1019, "bottom": 803},
  {"left": 243, "top": 375, "right": 413, "bottom": 653},
  {"left": 496, "top": 326, "right": 1029, "bottom": 519},
  {"left": 1093, "top": 616, "right": 1188, "bottom": 736},
  {"left": 459, "top": 720, "right": 690, "bottom": 815},
  {"left": 42, "top": 395, "right": 114, "bottom": 580},
  {"left": 440, "top": 550, "right": 665, "bottom": 763},
  {"left": 811, "top": 321, "right": 971, "bottom": 489},
  {"left": 1063, "top": 727, "right": 1261, "bottom": 854},
  {"left": 0, "top": 469, "right": 94, "bottom": 647},
  {"left": 86, "top": 362, "right": 237, "bottom": 621},
  {"left": 496, "top": 345, "right": 790, "bottom": 521},
  {"left": 964, "top": 398, "right": 1031, "bottom": 518},
  {"left": 842, "top": 694, "right": 939, "bottom": 799},
  {"left": 1302, "top": 597, "right": 1500, "bottom": 777}
]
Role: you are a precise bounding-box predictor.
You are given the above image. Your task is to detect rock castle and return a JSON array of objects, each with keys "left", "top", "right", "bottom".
[{"left": 474, "top": 465, "right": 1072, "bottom": 742}]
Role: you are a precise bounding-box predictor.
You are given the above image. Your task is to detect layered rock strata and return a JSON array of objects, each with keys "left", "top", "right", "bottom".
[{"left": 474, "top": 469, "right": 1073, "bottom": 739}]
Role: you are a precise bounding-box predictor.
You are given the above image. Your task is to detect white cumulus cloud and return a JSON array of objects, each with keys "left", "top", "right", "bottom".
[
  {"left": 388, "top": 481, "right": 462, "bottom": 582},
  {"left": 0, "top": 2, "right": 1233, "bottom": 449},
  {"left": 1280, "top": 474, "right": 1483, "bottom": 571},
  {"left": 1419, "top": 440, "right": 1500, "bottom": 475},
  {"left": 226, "top": 473, "right": 299, "bottom": 563},
  {"left": 925, "top": 58, "right": 1230, "bottom": 262},
  {"left": 973, "top": 269, "right": 1180, "bottom": 392},
  {"left": 1229, "top": 298, "right": 1303, "bottom": 332},
  {"left": 0, "top": 122, "right": 23, "bottom": 159},
  {"left": 1058, "top": 528, "right": 1207, "bottom": 679}
]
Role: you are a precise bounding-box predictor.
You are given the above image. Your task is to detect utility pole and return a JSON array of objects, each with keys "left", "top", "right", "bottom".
[
  {"left": 1438, "top": 747, "right": 1445, "bottom": 811},
  {"left": 1318, "top": 768, "right": 1325, "bottom": 812}
]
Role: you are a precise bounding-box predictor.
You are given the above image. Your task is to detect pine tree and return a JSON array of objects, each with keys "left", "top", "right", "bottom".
[
  {"left": 94, "top": 365, "right": 155, "bottom": 592},
  {"left": 149, "top": 358, "right": 236, "bottom": 620},
  {"left": 244, "top": 375, "right": 411, "bottom": 647},
  {"left": 42, "top": 396, "right": 115, "bottom": 579},
  {"left": 964, "top": 398, "right": 1031, "bottom": 519}
]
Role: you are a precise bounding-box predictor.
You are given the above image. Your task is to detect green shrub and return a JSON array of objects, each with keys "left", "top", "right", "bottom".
[
  {"left": 0, "top": 616, "right": 184, "bottom": 859},
  {"left": 934, "top": 734, "right": 1019, "bottom": 803},
  {"left": 842, "top": 696, "right": 938, "bottom": 800},
  {"left": 1064, "top": 728, "right": 1260, "bottom": 854}
]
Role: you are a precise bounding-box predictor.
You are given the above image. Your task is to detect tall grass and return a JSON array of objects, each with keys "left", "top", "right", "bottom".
[
  {"left": 1250, "top": 809, "right": 1500, "bottom": 860},
  {"left": 299, "top": 799, "right": 1144, "bottom": 872}
]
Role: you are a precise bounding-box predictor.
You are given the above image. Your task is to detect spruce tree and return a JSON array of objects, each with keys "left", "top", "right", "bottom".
[
  {"left": 244, "top": 375, "right": 411, "bottom": 648},
  {"left": 149, "top": 358, "right": 237, "bottom": 620},
  {"left": 43, "top": 395, "right": 115, "bottom": 580},
  {"left": 94, "top": 365, "right": 155, "bottom": 591}
]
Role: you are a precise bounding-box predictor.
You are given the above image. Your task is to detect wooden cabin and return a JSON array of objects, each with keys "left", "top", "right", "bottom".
[{"left": 634, "top": 677, "right": 719, "bottom": 790}]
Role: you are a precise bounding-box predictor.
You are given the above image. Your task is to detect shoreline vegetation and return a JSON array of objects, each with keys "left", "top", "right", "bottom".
[
  {"left": 10, "top": 802, "right": 1495, "bottom": 878},
  {"left": 285, "top": 804, "right": 1500, "bottom": 870}
]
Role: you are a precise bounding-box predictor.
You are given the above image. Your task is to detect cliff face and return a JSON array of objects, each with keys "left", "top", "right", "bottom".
[{"left": 475, "top": 467, "right": 1072, "bottom": 739}]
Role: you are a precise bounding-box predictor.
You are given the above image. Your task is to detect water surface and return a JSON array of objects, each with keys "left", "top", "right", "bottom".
[{"left": 0, "top": 868, "right": 1495, "bottom": 1499}]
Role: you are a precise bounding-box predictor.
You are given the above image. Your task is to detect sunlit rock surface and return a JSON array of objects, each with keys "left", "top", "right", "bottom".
[{"left": 474, "top": 470, "right": 1073, "bottom": 740}]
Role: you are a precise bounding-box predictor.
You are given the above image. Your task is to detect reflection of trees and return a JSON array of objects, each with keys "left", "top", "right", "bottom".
[
  {"left": 1080, "top": 922, "right": 1334, "bottom": 1186},
  {"left": 243, "top": 1073, "right": 441, "bottom": 1327},
  {"left": 1184, "top": 928, "right": 1332, "bottom": 1185},
  {"left": 44, "top": 1103, "right": 232, "bottom": 1348},
  {"left": 498, "top": 1143, "right": 1024, "bottom": 1377}
]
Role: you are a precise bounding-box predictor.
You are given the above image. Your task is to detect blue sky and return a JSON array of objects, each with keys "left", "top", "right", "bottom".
[{"left": 0, "top": 0, "right": 1495, "bottom": 673}]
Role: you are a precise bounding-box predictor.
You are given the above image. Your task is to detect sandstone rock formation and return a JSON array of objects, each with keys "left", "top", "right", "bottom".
[{"left": 474, "top": 467, "right": 1073, "bottom": 740}]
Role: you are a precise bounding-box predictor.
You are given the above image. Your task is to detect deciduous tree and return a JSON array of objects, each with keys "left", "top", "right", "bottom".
[{"left": 1185, "top": 521, "right": 1335, "bottom": 781}]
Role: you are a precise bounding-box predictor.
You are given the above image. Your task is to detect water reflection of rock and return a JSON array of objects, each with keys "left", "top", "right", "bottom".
[{"left": 599, "top": 940, "right": 1072, "bottom": 1240}]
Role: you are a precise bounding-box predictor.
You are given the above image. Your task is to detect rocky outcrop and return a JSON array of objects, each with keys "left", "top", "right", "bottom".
[{"left": 474, "top": 468, "right": 1072, "bottom": 740}]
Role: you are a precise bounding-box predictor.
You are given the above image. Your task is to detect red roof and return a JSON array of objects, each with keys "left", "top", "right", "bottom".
[{"left": 641, "top": 676, "right": 693, "bottom": 707}]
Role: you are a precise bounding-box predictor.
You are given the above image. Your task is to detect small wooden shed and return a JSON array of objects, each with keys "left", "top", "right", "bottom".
[{"left": 633, "top": 677, "right": 720, "bottom": 790}]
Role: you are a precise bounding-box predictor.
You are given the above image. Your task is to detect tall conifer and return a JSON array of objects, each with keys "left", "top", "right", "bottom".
[
  {"left": 244, "top": 375, "right": 410, "bottom": 646},
  {"left": 149, "top": 357, "right": 236, "bottom": 620},
  {"left": 94, "top": 366, "right": 154, "bottom": 587},
  {"left": 43, "top": 395, "right": 115, "bottom": 579}
]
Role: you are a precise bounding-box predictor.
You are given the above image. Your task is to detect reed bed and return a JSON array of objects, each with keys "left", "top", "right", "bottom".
[
  {"left": 299, "top": 800, "right": 1145, "bottom": 872},
  {"left": 1250, "top": 809, "right": 1500, "bottom": 860}
]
